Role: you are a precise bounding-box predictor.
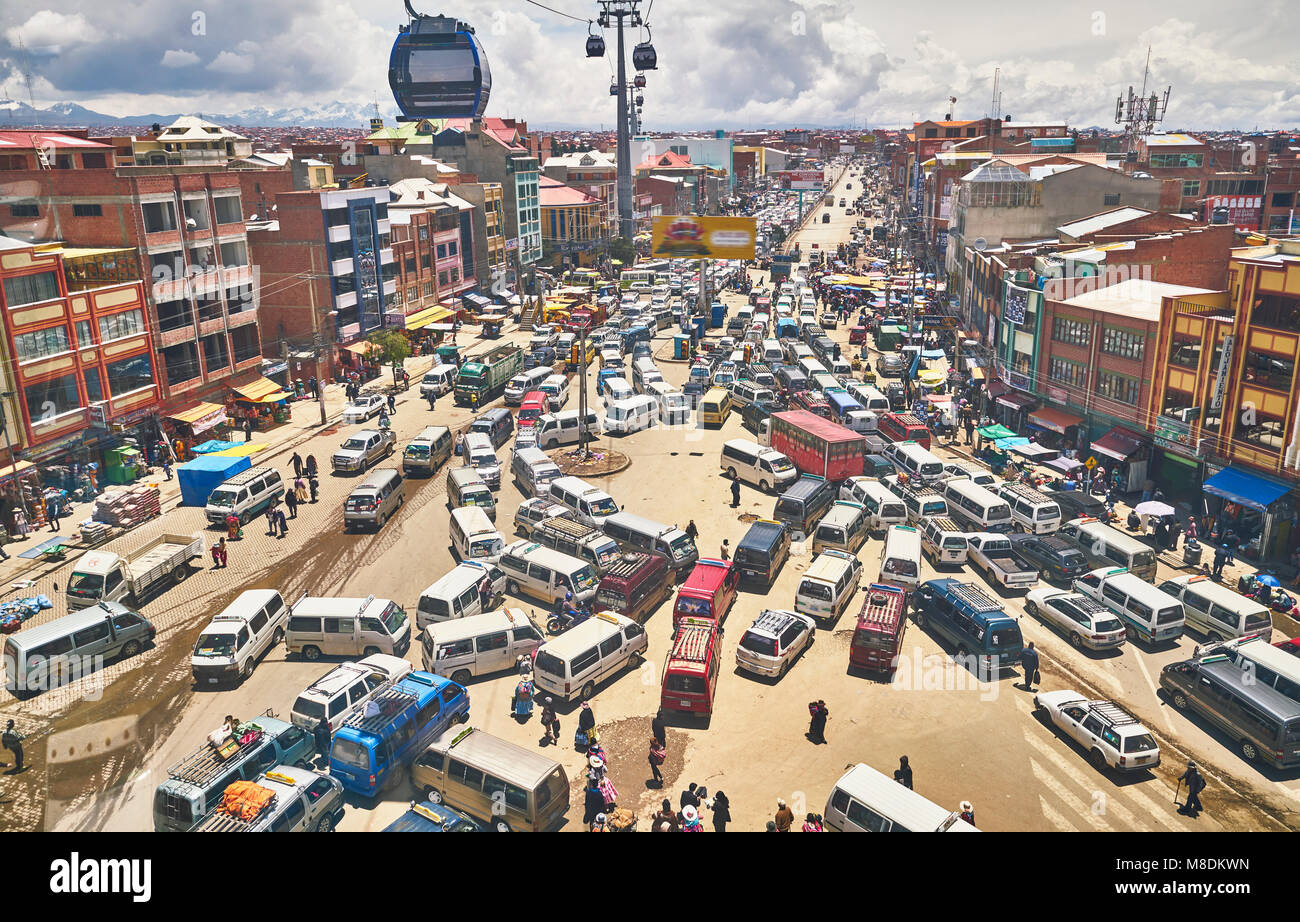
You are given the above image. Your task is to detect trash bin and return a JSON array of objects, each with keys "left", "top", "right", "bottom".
[
  {"left": 691, "top": 317, "right": 707, "bottom": 340},
  {"left": 673, "top": 334, "right": 690, "bottom": 360},
  {"left": 1182, "top": 539, "right": 1203, "bottom": 568}
]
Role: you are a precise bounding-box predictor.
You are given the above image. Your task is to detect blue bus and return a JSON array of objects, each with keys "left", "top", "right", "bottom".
[
  {"left": 329, "top": 671, "right": 470, "bottom": 797},
  {"left": 825, "top": 390, "right": 862, "bottom": 423},
  {"left": 775, "top": 317, "right": 800, "bottom": 340},
  {"left": 914, "top": 578, "right": 1024, "bottom": 673}
]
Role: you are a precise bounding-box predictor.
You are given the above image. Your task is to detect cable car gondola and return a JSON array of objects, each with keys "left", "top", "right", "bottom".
[
  {"left": 586, "top": 24, "right": 605, "bottom": 58},
  {"left": 388, "top": 2, "right": 492, "bottom": 121},
  {"left": 633, "top": 73, "right": 646, "bottom": 88},
  {"left": 632, "top": 27, "right": 657, "bottom": 70},
  {"left": 609, "top": 82, "right": 619, "bottom": 96}
]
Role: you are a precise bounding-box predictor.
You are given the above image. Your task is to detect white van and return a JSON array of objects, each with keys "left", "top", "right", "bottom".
[
  {"left": 603, "top": 377, "right": 634, "bottom": 405},
  {"left": 941, "top": 461, "right": 998, "bottom": 489},
  {"left": 285, "top": 595, "right": 412, "bottom": 660},
  {"left": 421, "top": 364, "right": 458, "bottom": 398},
  {"left": 879, "top": 525, "right": 922, "bottom": 593},
  {"left": 450, "top": 506, "right": 504, "bottom": 564},
  {"left": 290, "top": 653, "right": 413, "bottom": 732},
  {"left": 1074, "top": 567, "right": 1185, "bottom": 645},
  {"left": 532, "top": 610, "right": 649, "bottom": 702},
  {"left": 604, "top": 395, "right": 659, "bottom": 435},
  {"left": 825, "top": 762, "right": 979, "bottom": 832},
  {"left": 461, "top": 431, "right": 501, "bottom": 490},
  {"left": 884, "top": 442, "right": 945, "bottom": 485},
  {"left": 812, "top": 501, "right": 870, "bottom": 555},
  {"left": 842, "top": 409, "right": 878, "bottom": 436},
  {"left": 1058, "top": 517, "right": 1158, "bottom": 582},
  {"left": 839, "top": 478, "right": 907, "bottom": 532},
  {"left": 721, "top": 439, "right": 797, "bottom": 494},
  {"left": 995, "top": 482, "right": 1062, "bottom": 535},
  {"left": 504, "top": 367, "right": 553, "bottom": 406},
  {"left": 647, "top": 380, "right": 691, "bottom": 427},
  {"left": 416, "top": 561, "right": 507, "bottom": 629},
  {"left": 536, "top": 410, "right": 601, "bottom": 449},
  {"left": 191, "top": 589, "right": 289, "bottom": 686},
  {"left": 943, "top": 479, "right": 1014, "bottom": 533},
  {"left": 829, "top": 356, "right": 853, "bottom": 379},
  {"left": 446, "top": 467, "right": 497, "bottom": 521},
  {"left": 1158, "top": 574, "right": 1272, "bottom": 643},
  {"left": 421, "top": 608, "right": 545, "bottom": 684},
  {"left": 847, "top": 383, "right": 891, "bottom": 415},
  {"left": 798, "top": 357, "right": 828, "bottom": 380},
  {"left": 548, "top": 476, "right": 620, "bottom": 527},
  {"left": 498, "top": 540, "right": 600, "bottom": 605},
  {"left": 511, "top": 446, "right": 562, "bottom": 498},
  {"left": 921, "top": 518, "right": 970, "bottom": 566},
  {"left": 204, "top": 466, "right": 285, "bottom": 526},
  {"left": 539, "top": 374, "right": 570, "bottom": 412},
  {"left": 795, "top": 549, "right": 863, "bottom": 624},
  {"left": 762, "top": 339, "right": 784, "bottom": 364},
  {"left": 403, "top": 425, "right": 453, "bottom": 476}
]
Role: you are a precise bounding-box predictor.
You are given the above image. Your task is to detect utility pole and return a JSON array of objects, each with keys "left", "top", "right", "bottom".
[{"left": 598, "top": 0, "right": 648, "bottom": 242}]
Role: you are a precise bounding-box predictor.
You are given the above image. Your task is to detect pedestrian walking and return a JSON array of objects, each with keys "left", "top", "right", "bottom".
[
  {"left": 540, "top": 698, "right": 559, "bottom": 746},
  {"left": 276, "top": 507, "right": 289, "bottom": 538},
  {"left": 651, "top": 708, "right": 666, "bottom": 746},
  {"left": 730, "top": 479, "right": 741, "bottom": 508},
  {"left": 243, "top": 417, "right": 253, "bottom": 443},
  {"left": 284, "top": 488, "right": 299, "bottom": 519},
  {"left": 308, "top": 376, "right": 318, "bottom": 399},
  {"left": 1178, "top": 761, "right": 1207, "bottom": 816},
  {"left": 806, "top": 699, "right": 829, "bottom": 744},
  {"left": 684, "top": 520, "right": 699, "bottom": 543},
  {"left": 894, "top": 755, "right": 913, "bottom": 789},
  {"left": 1020, "top": 641, "right": 1040, "bottom": 691},
  {"left": 305, "top": 455, "right": 318, "bottom": 478},
  {"left": 3, "top": 719, "right": 25, "bottom": 771},
  {"left": 653, "top": 799, "right": 679, "bottom": 831},
  {"left": 576, "top": 702, "right": 596, "bottom": 750},
  {"left": 46, "top": 494, "right": 61, "bottom": 533},
  {"left": 959, "top": 800, "right": 976, "bottom": 826},
  {"left": 648, "top": 737, "right": 666, "bottom": 786},
  {"left": 313, "top": 720, "right": 331, "bottom": 762},
  {"left": 720, "top": 539, "right": 730, "bottom": 561},
  {"left": 265, "top": 505, "right": 277, "bottom": 536},
  {"left": 711, "top": 790, "right": 731, "bottom": 833},
  {"left": 290, "top": 452, "right": 304, "bottom": 478},
  {"left": 582, "top": 777, "right": 605, "bottom": 825},
  {"left": 309, "top": 476, "right": 320, "bottom": 504},
  {"left": 774, "top": 798, "right": 794, "bottom": 832},
  {"left": 0, "top": 541, "right": 9, "bottom": 561},
  {"left": 295, "top": 477, "right": 308, "bottom": 503},
  {"left": 162, "top": 460, "right": 173, "bottom": 481}
]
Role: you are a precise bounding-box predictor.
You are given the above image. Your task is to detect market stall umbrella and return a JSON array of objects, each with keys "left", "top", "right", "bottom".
[
  {"left": 1255, "top": 574, "right": 1282, "bottom": 588},
  {"left": 1134, "top": 501, "right": 1176, "bottom": 517},
  {"left": 976, "top": 424, "right": 1018, "bottom": 440},
  {"left": 1047, "top": 456, "right": 1083, "bottom": 473}
]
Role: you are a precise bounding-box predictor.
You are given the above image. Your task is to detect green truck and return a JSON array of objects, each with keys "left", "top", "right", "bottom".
[{"left": 454, "top": 345, "right": 523, "bottom": 406}]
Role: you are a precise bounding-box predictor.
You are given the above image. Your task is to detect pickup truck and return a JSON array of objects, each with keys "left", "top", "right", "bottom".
[
  {"left": 965, "top": 533, "right": 1039, "bottom": 592},
  {"left": 332, "top": 428, "right": 396, "bottom": 474},
  {"left": 67, "top": 531, "right": 204, "bottom": 610}
]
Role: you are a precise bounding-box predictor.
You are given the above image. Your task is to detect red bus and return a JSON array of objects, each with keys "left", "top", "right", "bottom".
[
  {"left": 849, "top": 583, "right": 908, "bottom": 674},
  {"left": 770, "top": 410, "right": 866, "bottom": 482},
  {"left": 878, "top": 412, "right": 931, "bottom": 450}
]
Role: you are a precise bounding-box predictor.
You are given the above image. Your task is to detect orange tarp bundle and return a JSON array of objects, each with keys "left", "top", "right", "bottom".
[{"left": 217, "top": 781, "right": 276, "bottom": 822}]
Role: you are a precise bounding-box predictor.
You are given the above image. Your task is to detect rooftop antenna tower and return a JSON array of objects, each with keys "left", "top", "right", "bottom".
[
  {"left": 16, "top": 37, "right": 37, "bottom": 110},
  {"left": 989, "top": 67, "right": 1002, "bottom": 120},
  {"left": 1114, "top": 46, "right": 1171, "bottom": 161}
]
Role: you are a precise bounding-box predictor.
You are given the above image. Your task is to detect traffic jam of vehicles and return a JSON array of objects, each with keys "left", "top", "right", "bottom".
[{"left": 10, "top": 158, "right": 1297, "bottom": 837}]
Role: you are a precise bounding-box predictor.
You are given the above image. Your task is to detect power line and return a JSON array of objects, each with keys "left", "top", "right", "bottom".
[{"left": 520, "top": 0, "right": 591, "bottom": 24}]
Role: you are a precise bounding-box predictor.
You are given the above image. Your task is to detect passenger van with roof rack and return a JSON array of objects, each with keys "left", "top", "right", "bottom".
[
  {"left": 795, "top": 549, "right": 862, "bottom": 625},
  {"left": 290, "top": 653, "right": 413, "bottom": 733},
  {"left": 736, "top": 609, "right": 816, "bottom": 679},
  {"left": 532, "top": 610, "right": 648, "bottom": 702},
  {"left": 994, "top": 482, "right": 1062, "bottom": 535},
  {"left": 1158, "top": 574, "right": 1272, "bottom": 643},
  {"left": 913, "top": 579, "right": 1024, "bottom": 673},
  {"left": 594, "top": 552, "right": 672, "bottom": 624},
  {"left": 849, "top": 583, "right": 909, "bottom": 674},
  {"left": 191, "top": 765, "right": 345, "bottom": 833},
  {"left": 204, "top": 466, "right": 284, "bottom": 526},
  {"left": 1073, "top": 567, "right": 1184, "bottom": 645},
  {"left": 662, "top": 616, "right": 722, "bottom": 714}
]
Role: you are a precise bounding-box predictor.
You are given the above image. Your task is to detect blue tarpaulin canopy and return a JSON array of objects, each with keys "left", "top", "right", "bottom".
[
  {"left": 192, "top": 439, "right": 242, "bottom": 454},
  {"left": 995, "top": 436, "right": 1031, "bottom": 450},
  {"left": 177, "top": 454, "right": 252, "bottom": 507},
  {"left": 921, "top": 349, "right": 946, "bottom": 359},
  {"left": 1202, "top": 467, "right": 1292, "bottom": 512}
]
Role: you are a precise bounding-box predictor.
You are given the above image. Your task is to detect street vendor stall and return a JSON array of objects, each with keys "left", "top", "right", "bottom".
[
  {"left": 164, "top": 402, "right": 229, "bottom": 461},
  {"left": 230, "top": 376, "right": 294, "bottom": 431},
  {"left": 477, "top": 312, "right": 509, "bottom": 338}
]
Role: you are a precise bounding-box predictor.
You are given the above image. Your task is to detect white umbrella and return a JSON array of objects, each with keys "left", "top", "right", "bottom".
[{"left": 1135, "top": 501, "right": 1175, "bottom": 517}]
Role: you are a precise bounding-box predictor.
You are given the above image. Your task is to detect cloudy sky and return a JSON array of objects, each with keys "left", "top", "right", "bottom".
[{"left": 2, "top": 0, "right": 1298, "bottom": 128}]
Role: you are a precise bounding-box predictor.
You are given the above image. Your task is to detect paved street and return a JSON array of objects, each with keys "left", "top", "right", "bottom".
[{"left": 1, "top": 166, "right": 1294, "bottom": 834}]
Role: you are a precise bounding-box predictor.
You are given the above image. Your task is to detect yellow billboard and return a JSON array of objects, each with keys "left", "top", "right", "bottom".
[{"left": 651, "top": 215, "right": 756, "bottom": 260}]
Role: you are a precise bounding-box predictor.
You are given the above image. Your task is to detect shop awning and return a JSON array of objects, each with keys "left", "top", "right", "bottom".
[
  {"left": 405, "top": 305, "right": 453, "bottom": 331},
  {"left": 232, "top": 376, "right": 292, "bottom": 403},
  {"left": 462, "top": 293, "right": 491, "bottom": 308},
  {"left": 969, "top": 366, "right": 985, "bottom": 381},
  {"left": 996, "top": 392, "right": 1038, "bottom": 412},
  {"left": 1202, "top": 467, "right": 1292, "bottom": 512},
  {"left": 985, "top": 380, "right": 1010, "bottom": 399},
  {"left": 1089, "top": 425, "right": 1146, "bottom": 462},
  {"left": 1048, "top": 456, "right": 1084, "bottom": 473},
  {"left": 1011, "top": 442, "right": 1059, "bottom": 461},
  {"left": 1027, "top": 406, "right": 1084, "bottom": 435},
  {"left": 977, "top": 424, "right": 1018, "bottom": 440},
  {"left": 211, "top": 444, "right": 268, "bottom": 457},
  {"left": 995, "top": 436, "right": 1031, "bottom": 450},
  {"left": 343, "top": 341, "right": 378, "bottom": 356},
  {"left": 168, "top": 402, "right": 227, "bottom": 435},
  {"left": 0, "top": 460, "right": 36, "bottom": 487},
  {"left": 192, "top": 439, "right": 242, "bottom": 454}
]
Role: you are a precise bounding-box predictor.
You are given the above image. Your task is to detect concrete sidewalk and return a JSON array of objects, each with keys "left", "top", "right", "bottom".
[{"left": 0, "top": 354, "right": 442, "bottom": 593}]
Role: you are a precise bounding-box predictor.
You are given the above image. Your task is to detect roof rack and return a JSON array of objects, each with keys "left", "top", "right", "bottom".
[
  {"left": 343, "top": 687, "right": 418, "bottom": 735},
  {"left": 671, "top": 618, "right": 715, "bottom": 662},
  {"left": 1090, "top": 700, "right": 1140, "bottom": 728},
  {"left": 166, "top": 726, "right": 267, "bottom": 786},
  {"left": 944, "top": 582, "right": 1002, "bottom": 613}
]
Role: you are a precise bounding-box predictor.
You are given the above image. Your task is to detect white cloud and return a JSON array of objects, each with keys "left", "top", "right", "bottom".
[
  {"left": 207, "top": 51, "right": 255, "bottom": 75},
  {"left": 5, "top": 10, "right": 99, "bottom": 52},
  {"left": 160, "top": 49, "right": 200, "bottom": 68}
]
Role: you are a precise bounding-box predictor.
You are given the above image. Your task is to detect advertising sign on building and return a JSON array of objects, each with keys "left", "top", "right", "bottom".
[
  {"left": 651, "top": 215, "right": 756, "bottom": 260},
  {"left": 775, "top": 170, "right": 825, "bottom": 190},
  {"left": 1003, "top": 286, "right": 1029, "bottom": 325},
  {"left": 1211, "top": 334, "right": 1236, "bottom": 410},
  {"left": 1205, "top": 195, "right": 1262, "bottom": 231}
]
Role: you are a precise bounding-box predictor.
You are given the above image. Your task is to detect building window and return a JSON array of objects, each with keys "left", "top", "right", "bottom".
[
  {"left": 148, "top": 249, "right": 184, "bottom": 280},
  {"left": 448, "top": 240, "right": 457, "bottom": 256},
  {"left": 82, "top": 152, "right": 107, "bottom": 169},
  {"left": 1181, "top": 180, "right": 1201, "bottom": 198},
  {"left": 1251, "top": 293, "right": 1300, "bottom": 330},
  {"left": 98, "top": 309, "right": 146, "bottom": 343},
  {"left": 213, "top": 195, "right": 242, "bottom": 224},
  {"left": 1271, "top": 192, "right": 1294, "bottom": 208},
  {"left": 188, "top": 243, "right": 215, "bottom": 271},
  {"left": 407, "top": 285, "right": 418, "bottom": 303},
  {"left": 923, "top": 129, "right": 938, "bottom": 138},
  {"left": 2, "top": 271, "right": 60, "bottom": 307},
  {"left": 9, "top": 203, "right": 39, "bottom": 218},
  {"left": 1101, "top": 326, "right": 1145, "bottom": 361},
  {"left": 230, "top": 325, "right": 261, "bottom": 364},
  {"left": 160, "top": 341, "right": 201, "bottom": 386},
  {"left": 1103, "top": 193, "right": 1121, "bottom": 207},
  {"left": 436, "top": 243, "right": 448, "bottom": 259},
  {"left": 84, "top": 367, "right": 103, "bottom": 404},
  {"left": 418, "top": 226, "right": 428, "bottom": 241},
  {"left": 105, "top": 352, "right": 154, "bottom": 395},
  {"left": 156, "top": 298, "right": 194, "bottom": 332},
  {"left": 74, "top": 319, "right": 92, "bottom": 347},
  {"left": 201, "top": 332, "right": 230, "bottom": 372},
  {"left": 1048, "top": 357, "right": 1087, "bottom": 388},
  {"left": 438, "top": 271, "right": 449, "bottom": 287},
  {"left": 24, "top": 373, "right": 82, "bottom": 422},
  {"left": 1149, "top": 152, "right": 1204, "bottom": 168},
  {"left": 219, "top": 240, "right": 249, "bottom": 267},
  {"left": 1096, "top": 370, "right": 1141, "bottom": 405},
  {"left": 182, "top": 198, "right": 210, "bottom": 230},
  {"left": 73, "top": 204, "right": 103, "bottom": 217},
  {"left": 14, "top": 325, "right": 71, "bottom": 361},
  {"left": 1169, "top": 332, "right": 1201, "bottom": 369},
  {"left": 1052, "top": 316, "right": 1091, "bottom": 347},
  {"left": 1243, "top": 349, "right": 1296, "bottom": 392},
  {"left": 141, "top": 200, "right": 178, "bottom": 233},
  {"left": 325, "top": 207, "right": 349, "bottom": 227},
  {"left": 422, "top": 281, "right": 433, "bottom": 299},
  {"left": 328, "top": 239, "right": 353, "bottom": 263}
]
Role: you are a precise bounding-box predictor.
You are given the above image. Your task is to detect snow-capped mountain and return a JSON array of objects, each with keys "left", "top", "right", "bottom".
[{"left": 0, "top": 97, "right": 380, "bottom": 129}]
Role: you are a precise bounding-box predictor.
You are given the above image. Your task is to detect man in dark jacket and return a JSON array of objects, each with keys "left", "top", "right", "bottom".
[
  {"left": 894, "top": 755, "right": 913, "bottom": 789},
  {"left": 651, "top": 709, "right": 666, "bottom": 746},
  {"left": 1178, "top": 761, "right": 1207, "bottom": 816},
  {"left": 1020, "top": 642, "right": 1040, "bottom": 691},
  {"left": 313, "top": 720, "right": 331, "bottom": 764},
  {"left": 1212, "top": 543, "right": 1228, "bottom": 580}
]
